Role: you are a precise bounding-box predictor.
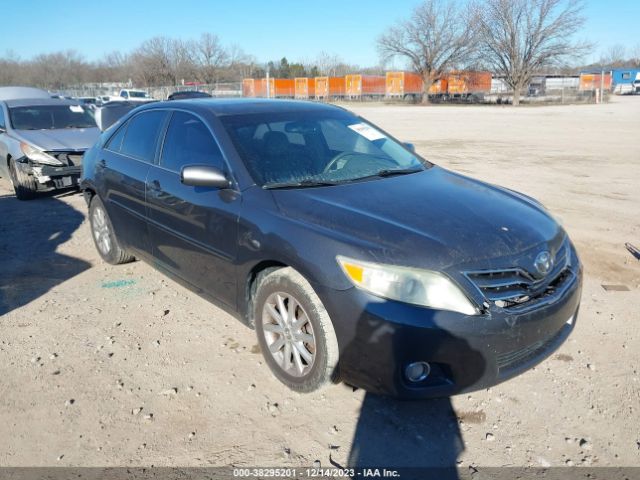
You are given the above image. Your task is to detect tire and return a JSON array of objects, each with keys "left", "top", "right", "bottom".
[
  {"left": 89, "top": 195, "right": 135, "bottom": 265},
  {"left": 254, "top": 267, "right": 340, "bottom": 393},
  {"left": 8, "top": 159, "right": 38, "bottom": 200}
]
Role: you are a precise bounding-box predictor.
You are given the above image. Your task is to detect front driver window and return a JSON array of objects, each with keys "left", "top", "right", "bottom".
[{"left": 161, "top": 111, "right": 224, "bottom": 173}]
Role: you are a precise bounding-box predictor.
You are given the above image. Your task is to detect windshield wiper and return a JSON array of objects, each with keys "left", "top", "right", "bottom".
[
  {"left": 350, "top": 167, "right": 424, "bottom": 182},
  {"left": 376, "top": 167, "right": 424, "bottom": 177},
  {"left": 263, "top": 179, "right": 340, "bottom": 190}
]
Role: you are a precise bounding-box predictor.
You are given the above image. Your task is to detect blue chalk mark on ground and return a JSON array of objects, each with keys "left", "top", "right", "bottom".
[{"left": 101, "top": 279, "right": 136, "bottom": 289}]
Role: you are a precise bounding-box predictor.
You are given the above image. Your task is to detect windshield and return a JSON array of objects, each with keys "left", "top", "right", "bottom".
[
  {"left": 221, "top": 110, "right": 428, "bottom": 187},
  {"left": 9, "top": 105, "right": 97, "bottom": 130},
  {"left": 128, "top": 91, "right": 148, "bottom": 98}
]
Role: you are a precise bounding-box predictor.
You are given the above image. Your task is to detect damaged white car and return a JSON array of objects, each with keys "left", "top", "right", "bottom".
[{"left": 0, "top": 88, "right": 100, "bottom": 200}]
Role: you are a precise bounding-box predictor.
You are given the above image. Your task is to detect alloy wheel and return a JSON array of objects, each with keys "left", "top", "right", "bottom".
[
  {"left": 261, "top": 292, "right": 316, "bottom": 377},
  {"left": 92, "top": 205, "right": 112, "bottom": 255}
]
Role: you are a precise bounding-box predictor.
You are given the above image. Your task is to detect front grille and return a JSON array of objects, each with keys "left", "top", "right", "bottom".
[
  {"left": 496, "top": 328, "right": 564, "bottom": 373},
  {"left": 465, "top": 241, "right": 572, "bottom": 309},
  {"left": 46, "top": 151, "right": 85, "bottom": 166}
]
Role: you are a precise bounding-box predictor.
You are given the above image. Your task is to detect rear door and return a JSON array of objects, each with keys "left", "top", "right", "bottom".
[
  {"left": 146, "top": 110, "right": 241, "bottom": 307},
  {"left": 99, "top": 109, "right": 168, "bottom": 256}
]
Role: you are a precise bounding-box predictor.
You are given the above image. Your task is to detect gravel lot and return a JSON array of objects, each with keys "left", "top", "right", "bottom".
[{"left": 0, "top": 97, "right": 638, "bottom": 470}]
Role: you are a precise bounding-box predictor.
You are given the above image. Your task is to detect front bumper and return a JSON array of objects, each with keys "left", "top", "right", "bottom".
[
  {"left": 18, "top": 159, "right": 81, "bottom": 190},
  {"left": 316, "top": 264, "right": 582, "bottom": 399}
]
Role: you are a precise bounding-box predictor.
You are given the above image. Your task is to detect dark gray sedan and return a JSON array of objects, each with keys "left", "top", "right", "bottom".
[{"left": 81, "top": 99, "right": 582, "bottom": 398}]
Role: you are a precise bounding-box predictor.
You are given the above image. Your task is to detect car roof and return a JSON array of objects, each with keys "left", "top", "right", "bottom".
[
  {"left": 170, "top": 90, "right": 209, "bottom": 94},
  {"left": 141, "top": 98, "right": 346, "bottom": 116},
  {"left": 4, "top": 97, "right": 84, "bottom": 108},
  {"left": 0, "top": 86, "right": 51, "bottom": 101}
]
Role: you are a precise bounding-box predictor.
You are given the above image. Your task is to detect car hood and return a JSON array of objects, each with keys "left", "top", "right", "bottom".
[
  {"left": 14, "top": 128, "right": 101, "bottom": 151},
  {"left": 271, "top": 166, "right": 564, "bottom": 271}
]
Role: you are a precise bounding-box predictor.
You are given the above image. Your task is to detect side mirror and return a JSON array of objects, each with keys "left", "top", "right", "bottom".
[
  {"left": 181, "top": 165, "right": 231, "bottom": 189},
  {"left": 404, "top": 142, "right": 416, "bottom": 153}
]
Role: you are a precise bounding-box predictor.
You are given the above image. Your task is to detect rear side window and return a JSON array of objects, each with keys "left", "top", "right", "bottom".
[
  {"left": 105, "top": 123, "right": 127, "bottom": 152},
  {"left": 160, "top": 111, "right": 223, "bottom": 172},
  {"left": 120, "top": 111, "right": 167, "bottom": 163}
]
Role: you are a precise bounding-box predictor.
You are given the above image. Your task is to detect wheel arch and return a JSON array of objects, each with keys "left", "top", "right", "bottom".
[{"left": 243, "top": 260, "right": 289, "bottom": 327}]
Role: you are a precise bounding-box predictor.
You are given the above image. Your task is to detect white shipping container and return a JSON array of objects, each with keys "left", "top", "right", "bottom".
[
  {"left": 545, "top": 77, "right": 579, "bottom": 91},
  {"left": 491, "top": 78, "right": 510, "bottom": 93}
]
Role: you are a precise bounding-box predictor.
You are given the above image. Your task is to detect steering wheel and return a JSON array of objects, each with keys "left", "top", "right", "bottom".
[{"left": 323, "top": 151, "right": 396, "bottom": 174}]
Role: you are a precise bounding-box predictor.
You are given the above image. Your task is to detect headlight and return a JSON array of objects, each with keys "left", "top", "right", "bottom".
[
  {"left": 337, "top": 256, "right": 478, "bottom": 315},
  {"left": 20, "top": 143, "right": 63, "bottom": 166}
]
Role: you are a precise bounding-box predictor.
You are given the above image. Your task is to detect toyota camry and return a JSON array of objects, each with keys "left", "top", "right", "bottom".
[{"left": 81, "top": 99, "right": 582, "bottom": 398}]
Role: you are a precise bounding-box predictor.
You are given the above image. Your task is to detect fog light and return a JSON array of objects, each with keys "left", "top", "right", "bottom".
[{"left": 405, "top": 361, "right": 431, "bottom": 382}]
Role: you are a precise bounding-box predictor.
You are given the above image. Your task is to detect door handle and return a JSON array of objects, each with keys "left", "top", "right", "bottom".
[
  {"left": 97, "top": 159, "right": 106, "bottom": 169},
  {"left": 149, "top": 179, "right": 161, "bottom": 191}
]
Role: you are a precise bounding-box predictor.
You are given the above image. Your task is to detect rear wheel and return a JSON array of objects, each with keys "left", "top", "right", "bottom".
[
  {"left": 254, "top": 267, "right": 340, "bottom": 393},
  {"left": 89, "top": 195, "right": 134, "bottom": 265},
  {"left": 8, "top": 159, "right": 38, "bottom": 200}
]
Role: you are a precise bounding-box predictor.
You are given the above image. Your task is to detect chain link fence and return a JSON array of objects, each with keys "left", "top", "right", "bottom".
[{"left": 59, "top": 83, "right": 242, "bottom": 100}]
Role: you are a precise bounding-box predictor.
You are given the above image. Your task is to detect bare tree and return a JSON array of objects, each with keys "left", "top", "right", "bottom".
[
  {"left": 315, "top": 52, "right": 343, "bottom": 76},
  {"left": 29, "top": 50, "right": 88, "bottom": 90},
  {"left": 172, "top": 39, "right": 199, "bottom": 84},
  {"left": 194, "top": 33, "right": 228, "bottom": 84},
  {"left": 599, "top": 44, "right": 628, "bottom": 67},
  {"left": 130, "top": 37, "right": 178, "bottom": 86},
  {"left": 377, "top": 0, "right": 479, "bottom": 102},
  {"left": 227, "top": 45, "right": 257, "bottom": 80},
  {"left": 92, "top": 51, "right": 130, "bottom": 83},
  {"left": 0, "top": 50, "right": 22, "bottom": 86},
  {"left": 478, "top": 0, "right": 588, "bottom": 105},
  {"left": 633, "top": 44, "right": 640, "bottom": 68}
]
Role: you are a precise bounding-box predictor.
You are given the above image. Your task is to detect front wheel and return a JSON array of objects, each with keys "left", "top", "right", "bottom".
[
  {"left": 8, "top": 159, "right": 38, "bottom": 200},
  {"left": 254, "top": 267, "right": 340, "bottom": 393},
  {"left": 89, "top": 195, "right": 135, "bottom": 265}
]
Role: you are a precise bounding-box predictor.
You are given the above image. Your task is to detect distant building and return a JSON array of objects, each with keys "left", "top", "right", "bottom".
[{"left": 580, "top": 68, "right": 640, "bottom": 94}]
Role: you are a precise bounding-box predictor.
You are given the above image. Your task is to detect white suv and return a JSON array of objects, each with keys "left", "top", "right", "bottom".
[{"left": 119, "top": 89, "right": 152, "bottom": 102}]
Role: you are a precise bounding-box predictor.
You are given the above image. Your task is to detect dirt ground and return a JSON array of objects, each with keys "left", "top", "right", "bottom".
[{"left": 0, "top": 96, "right": 638, "bottom": 470}]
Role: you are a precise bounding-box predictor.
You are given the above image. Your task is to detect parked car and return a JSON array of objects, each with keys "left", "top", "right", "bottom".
[
  {"left": 81, "top": 99, "right": 582, "bottom": 398},
  {"left": 96, "top": 95, "right": 120, "bottom": 106},
  {"left": 0, "top": 86, "right": 50, "bottom": 101},
  {"left": 0, "top": 89, "right": 100, "bottom": 199},
  {"left": 77, "top": 97, "right": 98, "bottom": 106},
  {"left": 167, "top": 90, "right": 212, "bottom": 101},
  {"left": 93, "top": 101, "right": 152, "bottom": 131},
  {"left": 119, "top": 89, "right": 152, "bottom": 102}
]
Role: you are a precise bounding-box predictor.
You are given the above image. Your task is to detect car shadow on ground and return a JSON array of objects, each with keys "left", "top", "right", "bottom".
[
  {"left": 346, "top": 394, "right": 463, "bottom": 479},
  {"left": 0, "top": 190, "right": 91, "bottom": 316}
]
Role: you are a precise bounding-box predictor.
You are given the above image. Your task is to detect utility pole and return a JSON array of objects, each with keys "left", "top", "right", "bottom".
[{"left": 266, "top": 65, "right": 271, "bottom": 99}]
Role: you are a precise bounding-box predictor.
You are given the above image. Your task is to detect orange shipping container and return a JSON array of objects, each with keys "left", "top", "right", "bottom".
[
  {"left": 260, "top": 78, "right": 274, "bottom": 97},
  {"left": 385, "top": 72, "right": 424, "bottom": 97},
  {"left": 242, "top": 78, "right": 256, "bottom": 97},
  {"left": 315, "top": 76, "right": 345, "bottom": 99},
  {"left": 446, "top": 71, "right": 492, "bottom": 94},
  {"left": 295, "top": 77, "right": 315, "bottom": 99},
  {"left": 579, "top": 73, "right": 612, "bottom": 91},
  {"left": 242, "top": 78, "right": 270, "bottom": 97},
  {"left": 272, "top": 78, "right": 295, "bottom": 98},
  {"left": 345, "top": 75, "right": 386, "bottom": 98},
  {"left": 428, "top": 77, "right": 448, "bottom": 94}
]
